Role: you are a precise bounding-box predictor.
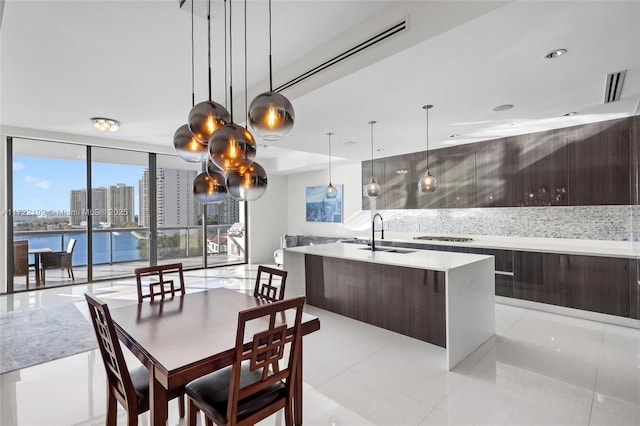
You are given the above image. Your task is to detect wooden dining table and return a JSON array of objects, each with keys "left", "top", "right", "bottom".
[{"left": 108, "top": 288, "right": 321, "bottom": 426}]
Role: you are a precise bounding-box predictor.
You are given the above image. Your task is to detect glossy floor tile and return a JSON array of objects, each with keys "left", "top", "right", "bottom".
[{"left": 1, "top": 264, "right": 639, "bottom": 425}]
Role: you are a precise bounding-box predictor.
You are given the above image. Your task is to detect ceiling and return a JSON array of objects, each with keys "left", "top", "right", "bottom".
[{"left": 2, "top": 0, "right": 639, "bottom": 175}]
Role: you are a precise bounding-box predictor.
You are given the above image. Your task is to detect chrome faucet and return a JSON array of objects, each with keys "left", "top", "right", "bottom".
[{"left": 371, "top": 213, "right": 384, "bottom": 251}]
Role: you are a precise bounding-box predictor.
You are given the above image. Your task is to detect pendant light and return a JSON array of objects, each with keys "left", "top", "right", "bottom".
[
  {"left": 418, "top": 104, "right": 437, "bottom": 193},
  {"left": 366, "top": 120, "right": 381, "bottom": 198},
  {"left": 247, "top": 0, "right": 295, "bottom": 141},
  {"left": 188, "top": 0, "right": 231, "bottom": 144},
  {"left": 325, "top": 132, "right": 337, "bottom": 199},
  {"left": 209, "top": 0, "right": 257, "bottom": 174},
  {"left": 193, "top": 169, "right": 228, "bottom": 204},
  {"left": 226, "top": 0, "right": 268, "bottom": 202},
  {"left": 174, "top": 0, "right": 208, "bottom": 163}
]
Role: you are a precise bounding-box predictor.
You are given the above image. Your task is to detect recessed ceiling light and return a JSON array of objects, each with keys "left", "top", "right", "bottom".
[
  {"left": 449, "top": 133, "right": 460, "bottom": 138},
  {"left": 343, "top": 140, "right": 357, "bottom": 145},
  {"left": 91, "top": 117, "right": 120, "bottom": 132},
  {"left": 492, "top": 104, "right": 514, "bottom": 112},
  {"left": 376, "top": 148, "right": 384, "bottom": 152},
  {"left": 563, "top": 112, "right": 577, "bottom": 116},
  {"left": 544, "top": 48, "right": 567, "bottom": 59}
]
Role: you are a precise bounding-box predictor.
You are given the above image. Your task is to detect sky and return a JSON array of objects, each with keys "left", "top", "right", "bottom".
[{"left": 12, "top": 156, "right": 144, "bottom": 215}]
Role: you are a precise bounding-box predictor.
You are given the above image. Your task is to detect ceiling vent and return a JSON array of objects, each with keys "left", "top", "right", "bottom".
[
  {"left": 604, "top": 70, "right": 626, "bottom": 103},
  {"left": 274, "top": 19, "right": 408, "bottom": 92}
]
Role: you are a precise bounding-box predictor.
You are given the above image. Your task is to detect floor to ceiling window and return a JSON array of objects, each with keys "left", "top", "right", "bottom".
[
  {"left": 10, "top": 138, "right": 87, "bottom": 291},
  {"left": 5, "top": 137, "right": 247, "bottom": 294}
]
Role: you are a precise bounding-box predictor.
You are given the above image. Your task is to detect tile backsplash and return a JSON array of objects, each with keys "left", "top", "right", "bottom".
[{"left": 380, "top": 205, "right": 640, "bottom": 241}]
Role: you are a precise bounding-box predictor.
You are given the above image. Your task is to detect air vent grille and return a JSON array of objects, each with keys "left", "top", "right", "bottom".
[
  {"left": 604, "top": 70, "right": 626, "bottom": 103},
  {"left": 274, "top": 19, "right": 408, "bottom": 93}
]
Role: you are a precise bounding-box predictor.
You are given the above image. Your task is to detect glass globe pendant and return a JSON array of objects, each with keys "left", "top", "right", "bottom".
[
  {"left": 193, "top": 170, "right": 227, "bottom": 204},
  {"left": 248, "top": 92, "right": 295, "bottom": 141},
  {"left": 173, "top": 124, "right": 208, "bottom": 163},
  {"left": 366, "top": 120, "right": 381, "bottom": 198},
  {"left": 418, "top": 104, "right": 438, "bottom": 193},
  {"left": 208, "top": 123, "right": 257, "bottom": 173},
  {"left": 188, "top": 100, "right": 231, "bottom": 144},
  {"left": 325, "top": 132, "right": 338, "bottom": 199},
  {"left": 418, "top": 171, "right": 437, "bottom": 193},
  {"left": 226, "top": 158, "right": 268, "bottom": 202}
]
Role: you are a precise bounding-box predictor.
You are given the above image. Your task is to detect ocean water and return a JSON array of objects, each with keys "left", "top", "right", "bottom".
[{"left": 21, "top": 231, "right": 143, "bottom": 266}]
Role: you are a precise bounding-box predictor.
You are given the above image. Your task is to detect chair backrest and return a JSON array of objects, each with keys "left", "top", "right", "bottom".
[
  {"left": 13, "top": 240, "right": 29, "bottom": 276},
  {"left": 228, "top": 296, "right": 305, "bottom": 422},
  {"left": 84, "top": 293, "right": 141, "bottom": 415},
  {"left": 66, "top": 238, "right": 76, "bottom": 254},
  {"left": 135, "top": 263, "right": 185, "bottom": 303},
  {"left": 253, "top": 266, "right": 287, "bottom": 302}
]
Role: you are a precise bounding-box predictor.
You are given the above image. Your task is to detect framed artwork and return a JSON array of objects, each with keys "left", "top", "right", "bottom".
[{"left": 306, "top": 185, "right": 343, "bottom": 223}]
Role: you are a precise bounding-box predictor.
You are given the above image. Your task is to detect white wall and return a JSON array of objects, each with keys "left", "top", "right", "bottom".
[
  {"left": 285, "top": 161, "right": 369, "bottom": 238},
  {"left": 1, "top": 134, "right": 6, "bottom": 293},
  {"left": 247, "top": 173, "right": 289, "bottom": 264}
]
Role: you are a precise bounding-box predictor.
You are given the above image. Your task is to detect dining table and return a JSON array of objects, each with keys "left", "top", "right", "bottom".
[
  {"left": 108, "top": 287, "right": 321, "bottom": 426},
  {"left": 28, "top": 247, "right": 51, "bottom": 285}
]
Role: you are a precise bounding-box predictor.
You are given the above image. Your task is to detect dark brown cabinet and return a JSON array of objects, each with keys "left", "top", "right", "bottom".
[
  {"left": 475, "top": 138, "right": 518, "bottom": 207},
  {"left": 513, "top": 251, "right": 637, "bottom": 318},
  {"left": 382, "top": 153, "right": 414, "bottom": 209},
  {"left": 515, "top": 130, "right": 569, "bottom": 206},
  {"left": 567, "top": 121, "right": 631, "bottom": 205},
  {"left": 305, "top": 254, "right": 446, "bottom": 347}
]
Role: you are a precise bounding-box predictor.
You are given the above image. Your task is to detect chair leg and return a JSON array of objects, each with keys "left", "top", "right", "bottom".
[
  {"left": 69, "top": 266, "right": 75, "bottom": 280},
  {"left": 284, "top": 402, "right": 294, "bottom": 426},
  {"left": 188, "top": 398, "right": 199, "bottom": 426},
  {"left": 106, "top": 393, "right": 118, "bottom": 426},
  {"left": 178, "top": 394, "right": 185, "bottom": 418}
]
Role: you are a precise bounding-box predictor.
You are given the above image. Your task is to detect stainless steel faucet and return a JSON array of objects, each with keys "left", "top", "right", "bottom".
[{"left": 371, "top": 213, "right": 384, "bottom": 251}]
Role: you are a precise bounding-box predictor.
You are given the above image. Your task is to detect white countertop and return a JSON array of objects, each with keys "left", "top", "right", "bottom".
[
  {"left": 352, "top": 232, "right": 640, "bottom": 259},
  {"left": 285, "top": 242, "right": 493, "bottom": 272}
]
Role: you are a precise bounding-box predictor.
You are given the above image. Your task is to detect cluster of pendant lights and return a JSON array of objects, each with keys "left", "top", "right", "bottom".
[{"left": 174, "top": 0, "right": 294, "bottom": 204}]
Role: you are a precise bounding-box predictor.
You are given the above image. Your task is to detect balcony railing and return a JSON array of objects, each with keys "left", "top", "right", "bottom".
[{"left": 14, "top": 224, "right": 237, "bottom": 267}]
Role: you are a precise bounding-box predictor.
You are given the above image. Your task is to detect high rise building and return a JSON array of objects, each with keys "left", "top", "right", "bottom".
[
  {"left": 108, "top": 183, "right": 135, "bottom": 226},
  {"left": 139, "top": 170, "right": 150, "bottom": 227},
  {"left": 69, "top": 187, "right": 108, "bottom": 226}
]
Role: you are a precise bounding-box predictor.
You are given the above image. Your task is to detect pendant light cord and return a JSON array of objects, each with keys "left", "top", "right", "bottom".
[
  {"left": 369, "top": 121, "right": 376, "bottom": 180},
  {"left": 191, "top": 0, "right": 195, "bottom": 107},
  {"left": 229, "top": 0, "right": 234, "bottom": 121},
  {"left": 327, "top": 132, "right": 333, "bottom": 183},
  {"left": 244, "top": 0, "right": 248, "bottom": 121},
  {"left": 224, "top": 0, "right": 228, "bottom": 108},
  {"left": 268, "top": 0, "right": 273, "bottom": 91},
  {"left": 425, "top": 107, "right": 429, "bottom": 170},
  {"left": 207, "top": 0, "right": 212, "bottom": 101}
]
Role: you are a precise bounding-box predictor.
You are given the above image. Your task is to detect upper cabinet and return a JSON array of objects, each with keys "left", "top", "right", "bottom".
[
  {"left": 475, "top": 138, "right": 518, "bottom": 207},
  {"left": 515, "top": 129, "right": 569, "bottom": 206},
  {"left": 566, "top": 120, "right": 632, "bottom": 205},
  {"left": 362, "top": 116, "right": 638, "bottom": 210}
]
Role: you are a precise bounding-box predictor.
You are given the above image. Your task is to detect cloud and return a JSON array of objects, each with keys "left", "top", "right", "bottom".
[
  {"left": 13, "top": 161, "right": 25, "bottom": 170},
  {"left": 24, "top": 176, "right": 52, "bottom": 189}
]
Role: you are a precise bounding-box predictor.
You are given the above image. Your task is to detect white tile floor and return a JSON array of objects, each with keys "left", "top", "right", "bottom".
[{"left": 1, "top": 264, "right": 639, "bottom": 426}]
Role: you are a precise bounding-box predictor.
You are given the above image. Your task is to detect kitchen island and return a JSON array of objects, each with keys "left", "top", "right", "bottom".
[{"left": 284, "top": 242, "right": 495, "bottom": 370}]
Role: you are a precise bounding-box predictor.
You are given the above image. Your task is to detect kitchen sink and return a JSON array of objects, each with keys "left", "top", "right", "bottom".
[
  {"left": 358, "top": 247, "right": 416, "bottom": 254},
  {"left": 413, "top": 236, "right": 473, "bottom": 242}
]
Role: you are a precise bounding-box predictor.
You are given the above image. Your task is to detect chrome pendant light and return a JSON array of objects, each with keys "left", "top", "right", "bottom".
[
  {"left": 188, "top": 0, "right": 231, "bottom": 144},
  {"left": 418, "top": 104, "right": 437, "bottom": 193},
  {"left": 193, "top": 170, "right": 228, "bottom": 204},
  {"left": 226, "top": 158, "right": 268, "bottom": 202},
  {"left": 248, "top": 0, "right": 295, "bottom": 141},
  {"left": 225, "top": 0, "right": 268, "bottom": 202},
  {"left": 174, "top": 0, "right": 209, "bottom": 163},
  {"left": 325, "top": 132, "right": 337, "bottom": 199},
  {"left": 366, "top": 120, "right": 381, "bottom": 198}
]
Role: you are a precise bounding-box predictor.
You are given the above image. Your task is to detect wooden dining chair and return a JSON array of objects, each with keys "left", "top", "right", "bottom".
[
  {"left": 185, "top": 296, "right": 305, "bottom": 426},
  {"left": 13, "top": 240, "right": 31, "bottom": 287},
  {"left": 41, "top": 238, "right": 76, "bottom": 283},
  {"left": 84, "top": 293, "right": 185, "bottom": 425},
  {"left": 253, "top": 265, "right": 287, "bottom": 302},
  {"left": 134, "top": 263, "right": 185, "bottom": 303}
]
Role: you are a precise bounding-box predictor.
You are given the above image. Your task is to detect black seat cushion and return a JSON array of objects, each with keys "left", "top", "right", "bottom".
[
  {"left": 185, "top": 361, "right": 286, "bottom": 421},
  {"left": 129, "top": 365, "right": 150, "bottom": 407}
]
